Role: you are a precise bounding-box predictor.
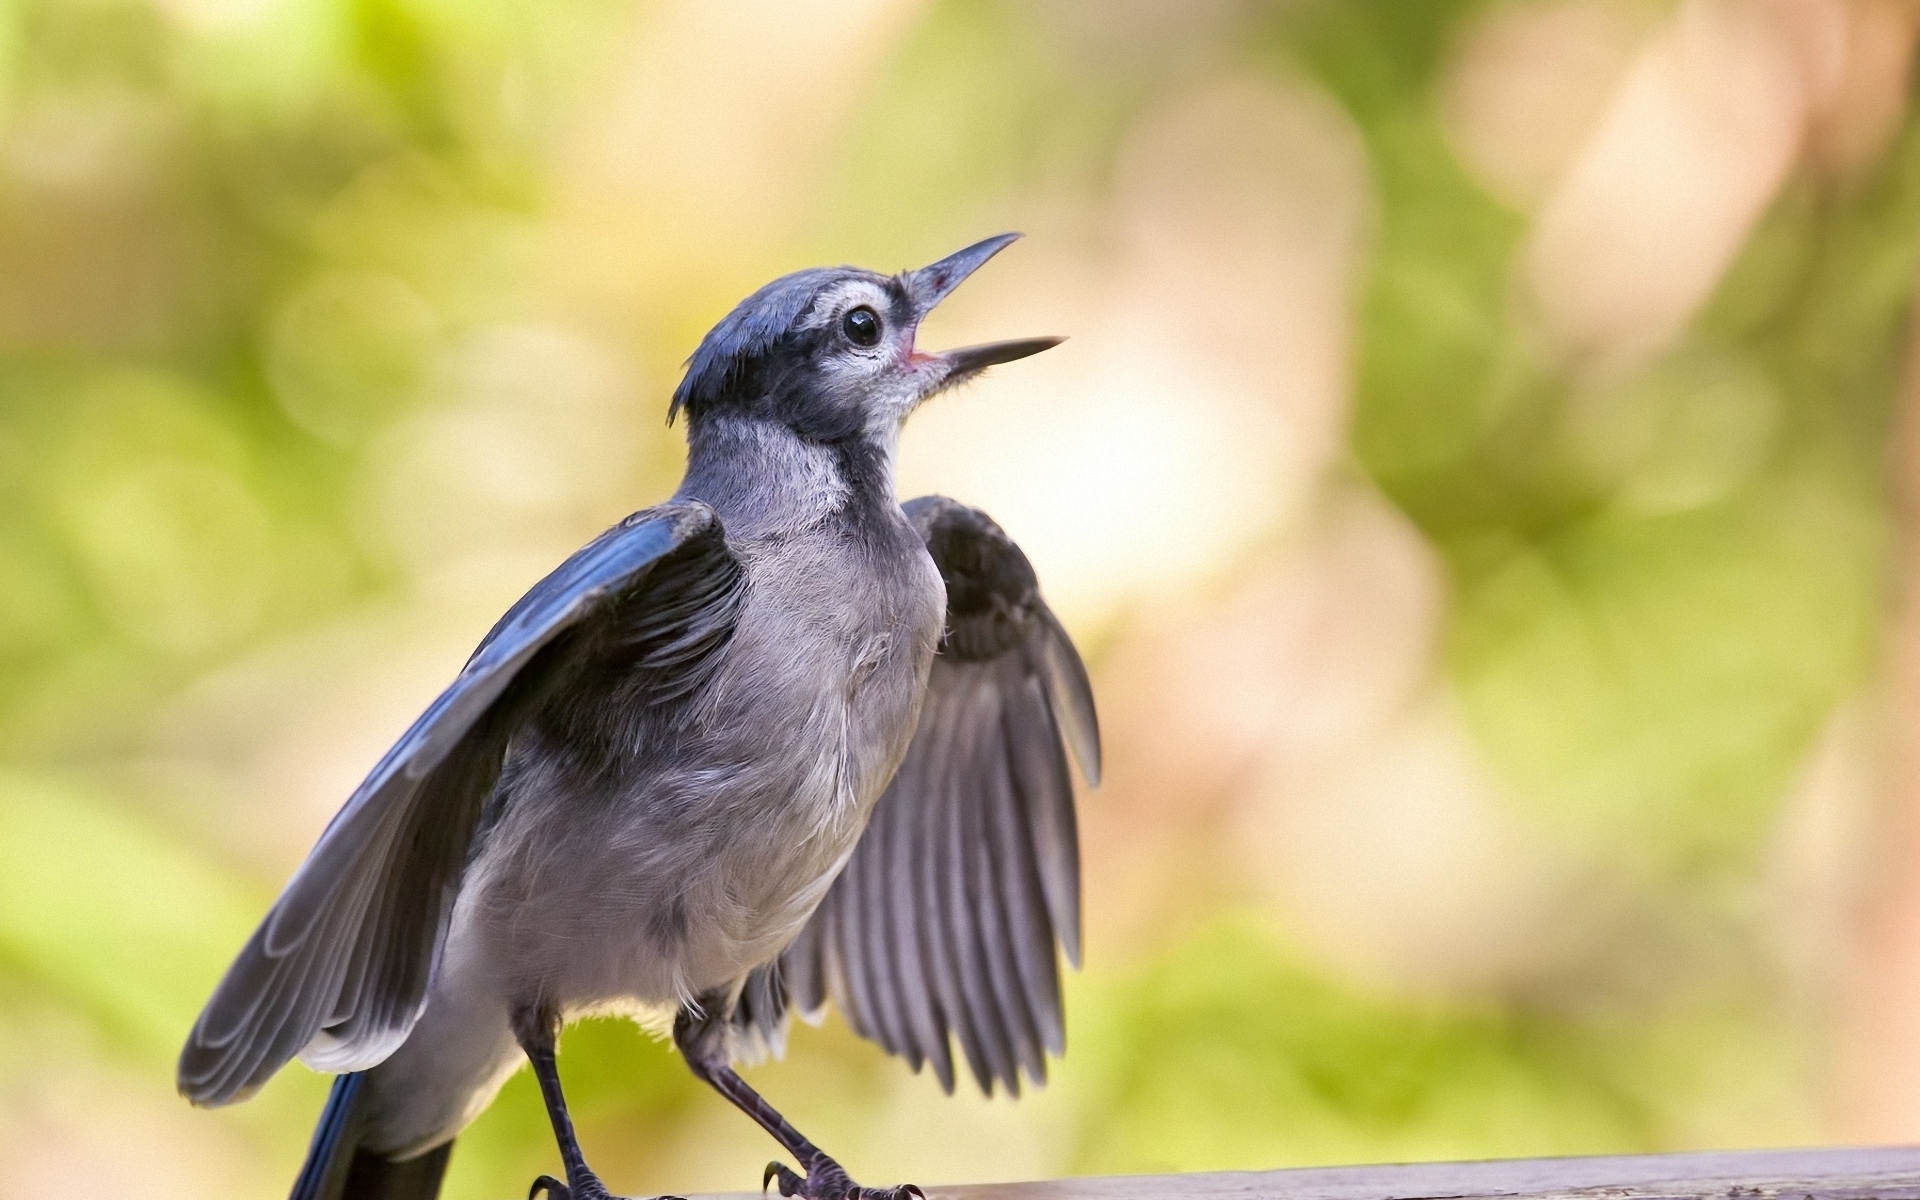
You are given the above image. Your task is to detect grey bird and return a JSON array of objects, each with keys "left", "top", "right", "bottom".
[{"left": 177, "top": 233, "right": 1101, "bottom": 1200}]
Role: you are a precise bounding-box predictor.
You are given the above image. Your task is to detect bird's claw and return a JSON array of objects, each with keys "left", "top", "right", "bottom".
[
  {"left": 528, "top": 1172, "right": 680, "bottom": 1200},
  {"left": 762, "top": 1157, "right": 923, "bottom": 1200}
]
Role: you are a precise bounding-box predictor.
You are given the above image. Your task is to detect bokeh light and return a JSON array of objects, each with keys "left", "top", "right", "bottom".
[{"left": 4, "top": 1, "right": 1920, "bottom": 1196}]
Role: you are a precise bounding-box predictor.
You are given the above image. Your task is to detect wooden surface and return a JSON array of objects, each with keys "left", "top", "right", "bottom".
[{"left": 722, "top": 1146, "right": 1920, "bottom": 1200}]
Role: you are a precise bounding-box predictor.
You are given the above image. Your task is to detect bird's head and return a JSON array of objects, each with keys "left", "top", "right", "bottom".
[{"left": 668, "top": 233, "right": 1058, "bottom": 443}]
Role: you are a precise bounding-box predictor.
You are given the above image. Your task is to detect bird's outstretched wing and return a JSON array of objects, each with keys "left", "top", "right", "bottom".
[
  {"left": 178, "top": 502, "right": 742, "bottom": 1106},
  {"left": 773, "top": 495, "right": 1099, "bottom": 1096}
]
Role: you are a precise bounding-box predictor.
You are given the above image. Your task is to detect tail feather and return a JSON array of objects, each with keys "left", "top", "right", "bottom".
[
  {"left": 290, "top": 1073, "right": 454, "bottom": 1200},
  {"left": 342, "top": 1143, "right": 453, "bottom": 1200},
  {"left": 291, "top": 1073, "right": 366, "bottom": 1200}
]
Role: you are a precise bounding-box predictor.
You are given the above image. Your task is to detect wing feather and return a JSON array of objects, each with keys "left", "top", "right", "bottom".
[
  {"left": 785, "top": 916, "right": 826, "bottom": 1018},
  {"left": 179, "top": 503, "right": 740, "bottom": 1106},
  {"left": 988, "top": 688, "right": 1065, "bottom": 1057},
  {"left": 832, "top": 849, "right": 881, "bottom": 1045},
  {"left": 776, "top": 496, "right": 1098, "bottom": 1096},
  {"left": 1006, "top": 670, "right": 1083, "bottom": 969},
  {"left": 939, "top": 697, "right": 1014, "bottom": 1092},
  {"left": 971, "top": 735, "right": 1040, "bottom": 1093},
  {"left": 882, "top": 747, "right": 940, "bottom": 1076},
  {"left": 856, "top": 811, "right": 911, "bottom": 1058}
]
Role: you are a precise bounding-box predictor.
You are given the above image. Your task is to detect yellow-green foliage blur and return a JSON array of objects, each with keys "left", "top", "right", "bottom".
[{"left": 4, "top": 0, "right": 1920, "bottom": 1196}]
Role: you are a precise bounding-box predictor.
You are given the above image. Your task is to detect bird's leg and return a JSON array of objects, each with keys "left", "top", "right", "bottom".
[
  {"left": 672, "top": 1001, "right": 923, "bottom": 1200},
  {"left": 515, "top": 1004, "right": 680, "bottom": 1200}
]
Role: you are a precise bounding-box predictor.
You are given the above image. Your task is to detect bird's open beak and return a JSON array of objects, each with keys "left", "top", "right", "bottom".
[
  {"left": 937, "top": 336, "right": 1063, "bottom": 373},
  {"left": 907, "top": 233, "right": 1021, "bottom": 316},
  {"left": 904, "top": 233, "right": 1062, "bottom": 387}
]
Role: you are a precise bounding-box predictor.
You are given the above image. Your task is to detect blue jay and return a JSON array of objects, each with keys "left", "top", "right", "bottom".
[{"left": 178, "top": 234, "right": 1101, "bottom": 1200}]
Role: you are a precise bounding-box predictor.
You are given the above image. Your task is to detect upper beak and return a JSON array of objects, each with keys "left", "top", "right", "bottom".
[
  {"left": 903, "top": 233, "right": 1062, "bottom": 384},
  {"left": 906, "top": 232, "right": 1022, "bottom": 317}
]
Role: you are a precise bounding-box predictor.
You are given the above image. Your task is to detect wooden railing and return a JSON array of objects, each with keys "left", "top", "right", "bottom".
[{"left": 791, "top": 1146, "right": 1920, "bottom": 1200}]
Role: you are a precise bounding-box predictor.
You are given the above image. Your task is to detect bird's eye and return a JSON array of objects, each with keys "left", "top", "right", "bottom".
[{"left": 842, "top": 305, "right": 881, "bottom": 348}]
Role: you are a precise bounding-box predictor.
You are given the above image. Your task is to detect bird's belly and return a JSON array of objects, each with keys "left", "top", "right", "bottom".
[
  {"left": 458, "top": 598, "right": 938, "bottom": 1014},
  {"left": 373, "top": 663, "right": 920, "bottom": 1155}
]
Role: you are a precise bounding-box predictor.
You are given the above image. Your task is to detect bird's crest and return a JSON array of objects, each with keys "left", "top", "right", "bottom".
[{"left": 669, "top": 267, "right": 841, "bottom": 425}]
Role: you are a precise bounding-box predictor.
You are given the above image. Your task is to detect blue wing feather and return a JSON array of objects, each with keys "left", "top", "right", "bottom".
[{"left": 180, "top": 502, "right": 734, "bottom": 1106}]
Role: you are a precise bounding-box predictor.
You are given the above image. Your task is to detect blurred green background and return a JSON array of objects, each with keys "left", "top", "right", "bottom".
[{"left": 4, "top": 0, "right": 1920, "bottom": 1195}]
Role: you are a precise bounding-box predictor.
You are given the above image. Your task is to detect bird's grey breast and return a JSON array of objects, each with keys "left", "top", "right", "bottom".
[
  {"left": 463, "top": 500, "right": 944, "bottom": 1010},
  {"left": 723, "top": 511, "right": 946, "bottom": 836},
  {"left": 628, "top": 509, "right": 945, "bottom": 992}
]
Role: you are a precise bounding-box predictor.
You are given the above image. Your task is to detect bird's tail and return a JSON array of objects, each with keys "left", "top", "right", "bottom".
[{"left": 290, "top": 1073, "right": 454, "bottom": 1200}]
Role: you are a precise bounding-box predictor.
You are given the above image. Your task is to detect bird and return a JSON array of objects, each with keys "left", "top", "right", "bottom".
[{"left": 177, "top": 233, "right": 1102, "bottom": 1200}]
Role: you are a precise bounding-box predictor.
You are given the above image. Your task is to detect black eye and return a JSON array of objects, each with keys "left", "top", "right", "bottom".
[{"left": 842, "top": 305, "right": 881, "bottom": 347}]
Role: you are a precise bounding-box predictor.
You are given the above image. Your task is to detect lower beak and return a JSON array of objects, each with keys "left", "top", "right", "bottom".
[{"left": 938, "top": 337, "right": 1063, "bottom": 379}]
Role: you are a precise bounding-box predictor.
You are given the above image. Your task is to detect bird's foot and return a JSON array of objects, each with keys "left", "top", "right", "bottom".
[
  {"left": 529, "top": 1171, "right": 687, "bottom": 1200},
  {"left": 763, "top": 1156, "right": 923, "bottom": 1200}
]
